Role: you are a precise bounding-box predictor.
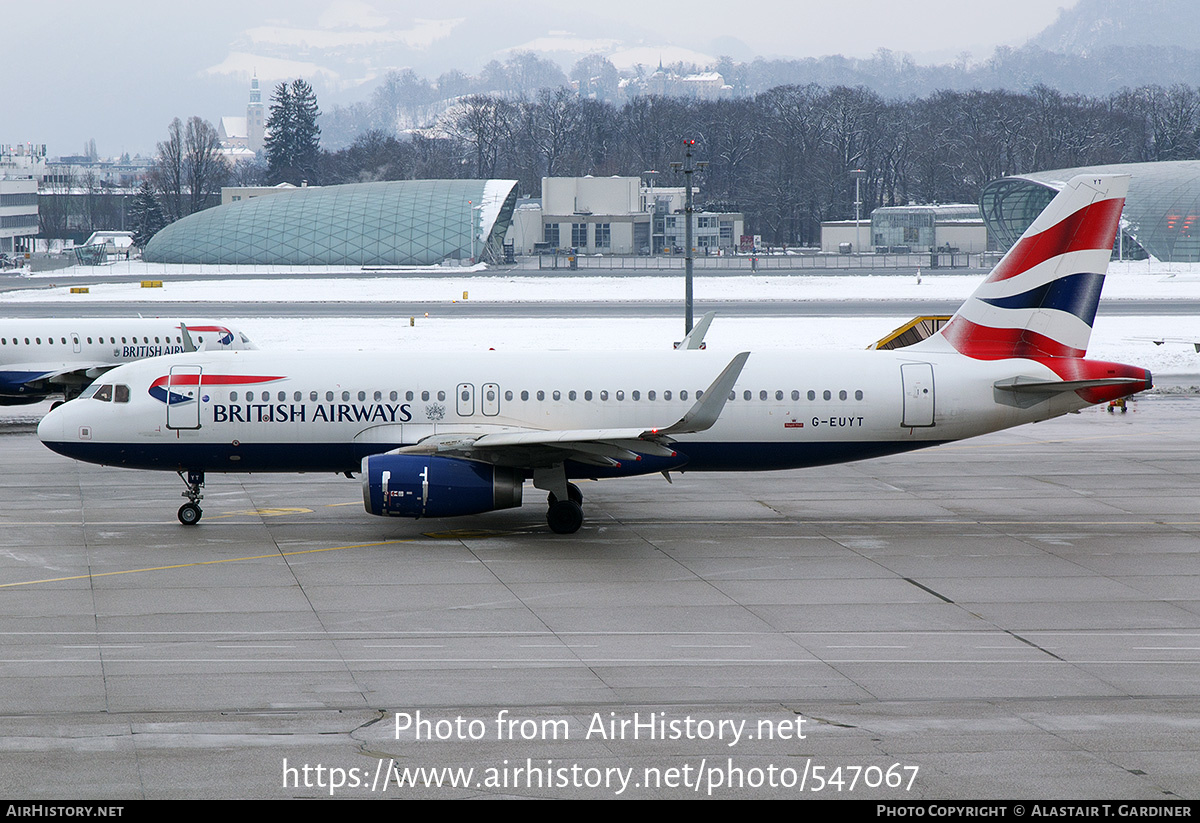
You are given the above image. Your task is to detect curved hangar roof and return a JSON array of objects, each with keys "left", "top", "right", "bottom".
[
  {"left": 981, "top": 161, "right": 1200, "bottom": 262},
  {"left": 144, "top": 179, "right": 518, "bottom": 266}
]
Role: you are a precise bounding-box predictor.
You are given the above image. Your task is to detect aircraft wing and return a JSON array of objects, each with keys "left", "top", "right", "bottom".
[
  {"left": 1, "top": 361, "right": 118, "bottom": 390},
  {"left": 392, "top": 352, "right": 750, "bottom": 468},
  {"left": 1132, "top": 336, "right": 1200, "bottom": 352}
]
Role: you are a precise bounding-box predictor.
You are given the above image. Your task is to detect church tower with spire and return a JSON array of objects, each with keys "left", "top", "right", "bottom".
[{"left": 247, "top": 73, "right": 264, "bottom": 154}]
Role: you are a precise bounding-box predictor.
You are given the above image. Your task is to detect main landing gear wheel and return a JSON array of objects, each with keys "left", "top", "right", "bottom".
[
  {"left": 178, "top": 503, "right": 202, "bottom": 526},
  {"left": 547, "top": 499, "right": 584, "bottom": 534},
  {"left": 546, "top": 482, "right": 583, "bottom": 506}
]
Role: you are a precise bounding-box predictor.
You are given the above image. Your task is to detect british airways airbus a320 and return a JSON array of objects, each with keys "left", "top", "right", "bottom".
[
  {"left": 38, "top": 175, "right": 1151, "bottom": 533},
  {"left": 1, "top": 319, "right": 254, "bottom": 406}
]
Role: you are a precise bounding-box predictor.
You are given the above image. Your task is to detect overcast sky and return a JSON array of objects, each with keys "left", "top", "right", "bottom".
[{"left": 9, "top": 0, "right": 1080, "bottom": 157}]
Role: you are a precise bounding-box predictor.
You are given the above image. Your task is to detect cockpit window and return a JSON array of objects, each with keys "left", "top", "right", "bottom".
[
  {"left": 79, "top": 384, "right": 100, "bottom": 399},
  {"left": 114, "top": 385, "right": 130, "bottom": 403},
  {"left": 93, "top": 384, "right": 113, "bottom": 402}
]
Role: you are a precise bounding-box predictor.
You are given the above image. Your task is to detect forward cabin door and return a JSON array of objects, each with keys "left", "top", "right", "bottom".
[{"left": 166, "top": 365, "right": 202, "bottom": 430}]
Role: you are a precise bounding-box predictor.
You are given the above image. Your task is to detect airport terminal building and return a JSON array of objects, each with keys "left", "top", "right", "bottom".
[
  {"left": 981, "top": 160, "right": 1200, "bottom": 262},
  {"left": 143, "top": 179, "right": 519, "bottom": 266}
]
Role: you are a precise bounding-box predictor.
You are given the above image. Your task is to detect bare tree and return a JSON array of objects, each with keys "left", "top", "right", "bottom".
[
  {"left": 153, "top": 117, "right": 186, "bottom": 222},
  {"left": 531, "top": 88, "right": 582, "bottom": 178},
  {"left": 184, "top": 116, "right": 227, "bottom": 214},
  {"left": 451, "top": 95, "right": 516, "bottom": 177}
]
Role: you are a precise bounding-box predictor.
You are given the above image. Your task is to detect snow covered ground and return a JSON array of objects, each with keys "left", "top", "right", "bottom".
[
  {"left": 2, "top": 260, "right": 1198, "bottom": 387},
  {"left": 8, "top": 260, "right": 1200, "bottom": 304}
]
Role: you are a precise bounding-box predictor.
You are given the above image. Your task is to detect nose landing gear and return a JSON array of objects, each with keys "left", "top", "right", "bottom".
[{"left": 177, "top": 469, "right": 205, "bottom": 525}]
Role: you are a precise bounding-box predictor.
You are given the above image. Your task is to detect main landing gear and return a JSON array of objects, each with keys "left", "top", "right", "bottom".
[
  {"left": 177, "top": 469, "right": 205, "bottom": 525},
  {"left": 546, "top": 483, "right": 584, "bottom": 535},
  {"left": 534, "top": 466, "right": 584, "bottom": 534}
]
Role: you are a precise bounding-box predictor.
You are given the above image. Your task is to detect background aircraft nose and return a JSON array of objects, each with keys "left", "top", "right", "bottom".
[{"left": 37, "top": 404, "right": 67, "bottom": 444}]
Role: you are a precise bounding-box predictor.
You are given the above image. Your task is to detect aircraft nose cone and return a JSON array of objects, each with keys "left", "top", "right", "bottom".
[
  {"left": 37, "top": 403, "right": 72, "bottom": 455},
  {"left": 37, "top": 405, "right": 64, "bottom": 443}
]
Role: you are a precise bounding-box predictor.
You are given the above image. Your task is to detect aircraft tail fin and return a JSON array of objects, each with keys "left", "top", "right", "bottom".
[{"left": 918, "top": 174, "right": 1128, "bottom": 360}]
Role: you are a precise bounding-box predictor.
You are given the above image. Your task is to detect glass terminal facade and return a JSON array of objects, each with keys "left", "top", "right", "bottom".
[
  {"left": 981, "top": 161, "right": 1200, "bottom": 262},
  {"left": 144, "top": 179, "right": 518, "bottom": 266},
  {"left": 870, "top": 204, "right": 980, "bottom": 252}
]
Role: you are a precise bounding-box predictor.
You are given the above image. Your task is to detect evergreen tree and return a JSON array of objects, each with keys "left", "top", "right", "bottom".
[
  {"left": 291, "top": 79, "right": 322, "bottom": 184},
  {"left": 129, "top": 181, "right": 166, "bottom": 247},
  {"left": 264, "top": 79, "right": 321, "bottom": 185},
  {"left": 264, "top": 82, "right": 293, "bottom": 184}
]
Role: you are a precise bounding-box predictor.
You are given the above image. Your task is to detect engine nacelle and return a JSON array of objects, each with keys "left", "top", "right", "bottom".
[{"left": 362, "top": 454, "right": 523, "bottom": 518}]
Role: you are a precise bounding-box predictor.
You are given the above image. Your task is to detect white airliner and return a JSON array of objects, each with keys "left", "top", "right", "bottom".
[
  {"left": 38, "top": 175, "right": 1151, "bottom": 533},
  {"left": 1, "top": 319, "right": 255, "bottom": 405}
]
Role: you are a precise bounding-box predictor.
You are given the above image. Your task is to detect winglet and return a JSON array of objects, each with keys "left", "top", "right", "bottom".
[
  {"left": 650, "top": 351, "right": 749, "bottom": 436},
  {"left": 179, "top": 323, "right": 197, "bottom": 353},
  {"left": 676, "top": 311, "right": 715, "bottom": 350}
]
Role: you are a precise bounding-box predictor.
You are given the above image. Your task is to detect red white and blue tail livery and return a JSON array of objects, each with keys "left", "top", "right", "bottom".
[
  {"left": 919, "top": 174, "right": 1148, "bottom": 406},
  {"left": 38, "top": 175, "right": 1151, "bottom": 533},
  {"left": 924, "top": 174, "right": 1126, "bottom": 360}
]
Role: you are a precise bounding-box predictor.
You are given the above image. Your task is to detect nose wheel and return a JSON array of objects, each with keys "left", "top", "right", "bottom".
[
  {"left": 178, "top": 502, "right": 202, "bottom": 525},
  {"left": 176, "top": 469, "right": 205, "bottom": 526}
]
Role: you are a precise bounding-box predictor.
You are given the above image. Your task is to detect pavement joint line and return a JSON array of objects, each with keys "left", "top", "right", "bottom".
[{"left": 0, "top": 539, "right": 411, "bottom": 588}]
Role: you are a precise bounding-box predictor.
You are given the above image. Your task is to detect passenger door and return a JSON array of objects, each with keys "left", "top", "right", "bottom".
[
  {"left": 165, "top": 365, "right": 202, "bottom": 430},
  {"left": 900, "top": 362, "right": 935, "bottom": 427}
]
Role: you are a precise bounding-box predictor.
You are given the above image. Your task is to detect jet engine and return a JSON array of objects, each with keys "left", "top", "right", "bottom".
[{"left": 362, "top": 454, "right": 523, "bottom": 518}]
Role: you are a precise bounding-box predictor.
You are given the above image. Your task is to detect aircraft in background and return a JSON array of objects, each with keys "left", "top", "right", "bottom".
[
  {"left": 38, "top": 176, "right": 1150, "bottom": 533},
  {"left": 1, "top": 319, "right": 255, "bottom": 406}
]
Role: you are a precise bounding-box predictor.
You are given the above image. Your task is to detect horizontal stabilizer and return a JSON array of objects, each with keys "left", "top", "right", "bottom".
[{"left": 994, "top": 375, "right": 1145, "bottom": 394}]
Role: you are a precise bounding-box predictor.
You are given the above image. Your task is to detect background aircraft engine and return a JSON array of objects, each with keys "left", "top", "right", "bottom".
[{"left": 362, "top": 454, "right": 523, "bottom": 518}]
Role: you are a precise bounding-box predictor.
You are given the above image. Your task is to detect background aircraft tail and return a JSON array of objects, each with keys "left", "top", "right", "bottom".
[{"left": 919, "top": 174, "right": 1129, "bottom": 360}]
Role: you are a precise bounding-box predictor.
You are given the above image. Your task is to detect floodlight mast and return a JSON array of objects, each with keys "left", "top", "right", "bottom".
[
  {"left": 672, "top": 139, "right": 707, "bottom": 335},
  {"left": 850, "top": 169, "right": 867, "bottom": 255}
]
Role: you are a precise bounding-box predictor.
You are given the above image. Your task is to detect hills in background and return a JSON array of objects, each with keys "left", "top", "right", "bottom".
[
  {"left": 23, "top": 0, "right": 1200, "bottom": 156},
  {"left": 309, "top": 0, "right": 1200, "bottom": 149},
  {"left": 1029, "top": 0, "right": 1200, "bottom": 53}
]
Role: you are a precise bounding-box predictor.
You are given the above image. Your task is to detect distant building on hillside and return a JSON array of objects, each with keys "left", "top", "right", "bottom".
[{"left": 638, "top": 64, "right": 732, "bottom": 100}]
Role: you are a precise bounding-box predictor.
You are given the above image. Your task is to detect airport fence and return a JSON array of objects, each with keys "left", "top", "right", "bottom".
[{"left": 532, "top": 252, "right": 998, "bottom": 272}]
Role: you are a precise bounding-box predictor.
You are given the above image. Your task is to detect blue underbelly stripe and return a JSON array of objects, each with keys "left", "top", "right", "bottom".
[{"left": 41, "top": 438, "right": 945, "bottom": 476}]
